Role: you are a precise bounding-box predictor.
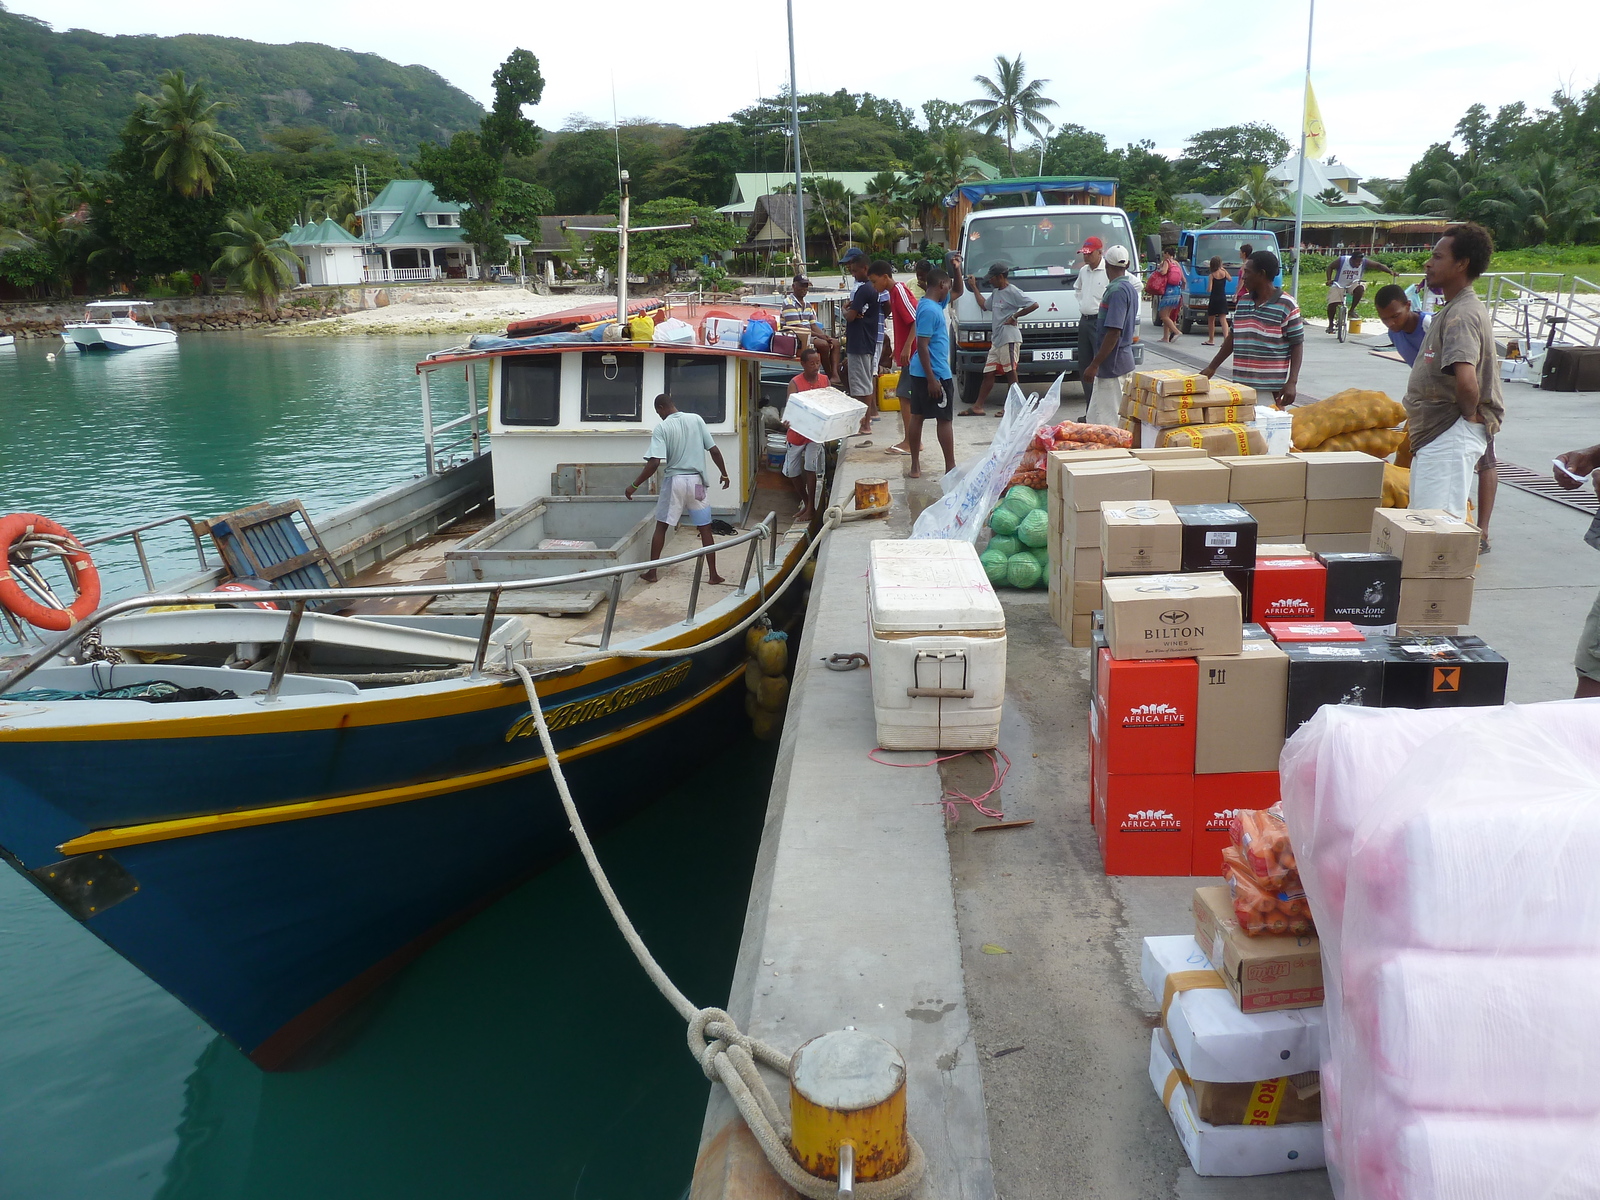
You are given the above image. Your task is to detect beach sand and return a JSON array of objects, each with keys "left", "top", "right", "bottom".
[{"left": 274, "top": 285, "right": 592, "bottom": 337}]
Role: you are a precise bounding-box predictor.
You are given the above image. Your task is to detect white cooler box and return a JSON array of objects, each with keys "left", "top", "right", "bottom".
[
  {"left": 782, "top": 386, "right": 868, "bottom": 444},
  {"left": 868, "top": 539, "right": 1005, "bottom": 751}
]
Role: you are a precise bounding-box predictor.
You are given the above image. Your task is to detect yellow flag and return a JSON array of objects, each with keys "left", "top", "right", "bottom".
[{"left": 1303, "top": 80, "right": 1327, "bottom": 159}]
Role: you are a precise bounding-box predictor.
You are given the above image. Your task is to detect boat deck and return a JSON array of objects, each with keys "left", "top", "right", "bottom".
[{"left": 339, "top": 477, "right": 805, "bottom": 660}]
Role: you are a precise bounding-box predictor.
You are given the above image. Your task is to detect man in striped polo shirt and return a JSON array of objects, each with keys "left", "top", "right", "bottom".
[{"left": 1199, "top": 250, "right": 1304, "bottom": 408}]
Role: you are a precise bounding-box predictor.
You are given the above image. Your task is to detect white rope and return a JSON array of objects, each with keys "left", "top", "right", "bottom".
[{"left": 509, "top": 506, "right": 926, "bottom": 1200}]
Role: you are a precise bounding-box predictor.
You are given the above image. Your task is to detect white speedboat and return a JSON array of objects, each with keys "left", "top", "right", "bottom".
[
  {"left": 0, "top": 334, "right": 14, "bottom": 347},
  {"left": 61, "top": 301, "right": 177, "bottom": 351}
]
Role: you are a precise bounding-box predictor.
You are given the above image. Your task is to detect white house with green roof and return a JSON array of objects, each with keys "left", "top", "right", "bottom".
[
  {"left": 281, "top": 218, "right": 366, "bottom": 286},
  {"left": 356, "top": 179, "right": 480, "bottom": 282}
]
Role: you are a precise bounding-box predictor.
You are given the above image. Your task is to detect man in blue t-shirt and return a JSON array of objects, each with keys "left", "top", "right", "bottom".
[
  {"left": 840, "top": 247, "right": 882, "bottom": 434},
  {"left": 903, "top": 268, "right": 956, "bottom": 479},
  {"left": 1375, "top": 283, "right": 1430, "bottom": 366},
  {"left": 1079, "top": 245, "right": 1140, "bottom": 426}
]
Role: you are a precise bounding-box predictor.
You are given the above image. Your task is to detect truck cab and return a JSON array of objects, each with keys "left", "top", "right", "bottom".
[
  {"left": 951, "top": 204, "right": 1143, "bottom": 402},
  {"left": 1175, "top": 229, "right": 1282, "bottom": 335}
]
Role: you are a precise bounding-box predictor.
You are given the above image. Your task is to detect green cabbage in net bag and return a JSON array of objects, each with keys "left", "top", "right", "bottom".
[
  {"left": 1003, "top": 485, "right": 1044, "bottom": 517},
  {"left": 979, "top": 547, "right": 1010, "bottom": 586},
  {"left": 1016, "top": 508, "right": 1050, "bottom": 548},
  {"left": 987, "top": 535, "right": 1021, "bottom": 559},
  {"left": 1029, "top": 546, "right": 1050, "bottom": 586},
  {"left": 988, "top": 504, "right": 1021, "bottom": 537},
  {"left": 1006, "top": 551, "right": 1043, "bottom": 590}
]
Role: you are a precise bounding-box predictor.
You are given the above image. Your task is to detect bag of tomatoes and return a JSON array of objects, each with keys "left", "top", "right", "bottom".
[{"left": 1222, "top": 846, "right": 1316, "bottom": 937}]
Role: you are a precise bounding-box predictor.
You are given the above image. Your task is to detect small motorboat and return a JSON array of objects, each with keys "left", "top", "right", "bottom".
[
  {"left": 61, "top": 301, "right": 177, "bottom": 351},
  {"left": 0, "top": 333, "right": 14, "bottom": 348}
]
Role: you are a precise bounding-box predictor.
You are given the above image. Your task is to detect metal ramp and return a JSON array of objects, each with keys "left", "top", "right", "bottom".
[{"left": 1485, "top": 273, "right": 1600, "bottom": 352}]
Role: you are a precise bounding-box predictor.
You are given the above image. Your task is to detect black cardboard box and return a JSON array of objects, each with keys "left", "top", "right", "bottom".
[
  {"left": 1318, "top": 551, "right": 1402, "bottom": 632},
  {"left": 1378, "top": 635, "right": 1508, "bottom": 709},
  {"left": 1178, "top": 503, "right": 1259, "bottom": 571},
  {"left": 1281, "top": 641, "right": 1387, "bottom": 732}
]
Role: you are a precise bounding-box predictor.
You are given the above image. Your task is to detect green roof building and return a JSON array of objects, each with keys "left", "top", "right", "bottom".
[
  {"left": 282, "top": 218, "right": 366, "bottom": 286},
  {"left": 355, "top": 180, "right": 480, "bottom": 282}
]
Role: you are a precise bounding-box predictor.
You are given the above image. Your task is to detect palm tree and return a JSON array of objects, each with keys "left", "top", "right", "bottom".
[
  {"left": 896, "top": 131, "right": 984, "bottom": 246},
  {"left": 965, "top": 55, "right": 1058, "bottom": 175},
  {"left": 802, "top": 177, "right": 853, "bottom": 259},
  {"left": 211, "top": 206, "right": 302, "bottom": 310},
  {"left": 1225, "top": 166, "right": 1291, "bottom": 224},
  {"left": 849, "top": 202, "right": 908, "bottom": 256},
  {"left": 1483, "top": 153, "right": 1600, "bottom": 246},
  {"left": 865, "top": 169, "right": 901, "bottom": 204},
  {"left": 137, "top": 70, "right": 244, "bottom": 198},
  {"left": 1315, "top": 186, "right": 1349, "bottom": 207},
  {"left": 1422, "top": 154, "right": 1486, "bottom": 220}
]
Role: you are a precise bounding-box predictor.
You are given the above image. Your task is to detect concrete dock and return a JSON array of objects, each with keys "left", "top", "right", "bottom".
[{"left": 694, "top": 316, "right": 1599, "bottom": 1198}]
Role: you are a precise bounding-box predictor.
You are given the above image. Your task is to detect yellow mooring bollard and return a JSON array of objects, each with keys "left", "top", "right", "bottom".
[{"left": 788, "top": 1028, "right": 910, "bottom": 1196}]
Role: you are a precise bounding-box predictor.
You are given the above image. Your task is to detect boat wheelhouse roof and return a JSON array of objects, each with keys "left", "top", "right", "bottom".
[{"left": 86, "top": 299, "right": 156, "bottom": 307}]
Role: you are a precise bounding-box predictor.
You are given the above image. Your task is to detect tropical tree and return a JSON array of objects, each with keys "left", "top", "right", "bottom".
[
  {"left": 1483, "top": 153, "right": 1600, "bottom": 246},
  {"left": 417, "top": 48, "right": 545, "bottom": 265},
  {"left": 965, "top": 55, "right": 1058, "bottom": 175},
  {"left": 802, "top": 177, "right": 853, "bottom": 257},
  {"left": 210, "top": 206, "right": 302, "bottom": 310},
  {"left": 137, "top": 70, "right": 244, "bottom": 198},
  {"left": 0, "top": 165, "right": 91, "bottom": 297},
  {"left": 1421, "top": 153, "right": 1488, "bottom": 220},
  {"left": 849, "top": 202, "right": 908, "bottom": 256},
  {"left": 865, "top": 169, "right": 901, "bottom": 204},
  {"left": 896, "top": 131, "right": 983, "bottom": 246},
  {"left": 1224, "top": 165, "right": 1291, "bottom": 223},
  {"left": 1315, "top": 186, "right": 1349, "bottom": 207}
]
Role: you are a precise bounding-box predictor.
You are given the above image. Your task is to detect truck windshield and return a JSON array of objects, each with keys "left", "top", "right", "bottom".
[
  {"left": 1192, "top": 232, "right": 1279, "bottom": 269},
  {"left": 963, "top": 212, "right": 1134, "bottom": 279}
]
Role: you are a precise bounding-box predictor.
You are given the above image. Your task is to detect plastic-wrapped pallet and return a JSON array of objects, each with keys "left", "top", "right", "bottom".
[{"left": 1279, "top": 700, "right": 1600, "bottom": 1198}]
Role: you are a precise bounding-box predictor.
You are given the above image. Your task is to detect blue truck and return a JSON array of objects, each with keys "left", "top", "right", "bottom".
[{"left": 1174, "top": 229, "right": 1281, "bottom": 335}]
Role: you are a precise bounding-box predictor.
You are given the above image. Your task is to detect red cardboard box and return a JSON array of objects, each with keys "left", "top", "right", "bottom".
[
  {"left": 1094, "top": 650, "right": 1198, "bottom": 774},
  {"left": 1266, "top": 620, "right": 1365, "bottom": 643},
  {"left": 1190, "top": 771, "right": 1282, "bottom": 876},
  {"left": 1088, "top": 698, "right": 1103, "bottom": 817},
  {"left": 1093, "top": 757, "right": 1195, "bottom": 876},
  {"left": 1251, "top": 557, "right": 1327, "bottom": 624}
]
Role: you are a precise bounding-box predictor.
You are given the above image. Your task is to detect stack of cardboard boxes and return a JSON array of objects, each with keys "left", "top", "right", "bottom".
[
  {"left": 1142, "top": 906, "right": 1326, "bottom": 1175},
  {"left": 1372, "top": 508, "right": 1481, "bottom": 632},
  {"left": 1118, "top": 370, "right": 1278, "bottom": 455},
  {"left": 1046, "top": 449, "right": 1149, "bottom": 645}
]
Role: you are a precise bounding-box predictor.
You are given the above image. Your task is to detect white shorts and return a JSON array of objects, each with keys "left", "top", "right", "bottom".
[
  {"left": 655, "top": 474, "right": 712, "bottom": 527},
  {"left": 984, "top": 341, "right": 1021, "bottom": 373},
  {"left": 846, "top": 352, "right": 876, "bottom": 397},
  {"left": 783, "top": 440, "right": 824, "bottom": 477},
  {"left": 1327, "top": 283, "right": 1353, "bottom": 305},
  {"left": 1410, "top": 418, "right": 1488, "bottom": 518}
]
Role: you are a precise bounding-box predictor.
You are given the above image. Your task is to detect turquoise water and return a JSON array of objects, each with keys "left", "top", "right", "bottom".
[{"left": 0, "top": 332, "right": 770, "bottom": 1198}]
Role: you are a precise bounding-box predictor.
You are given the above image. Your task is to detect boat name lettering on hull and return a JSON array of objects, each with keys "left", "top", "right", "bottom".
[{"left": 504, "top": 661, "right": 694, "bottom": 741}]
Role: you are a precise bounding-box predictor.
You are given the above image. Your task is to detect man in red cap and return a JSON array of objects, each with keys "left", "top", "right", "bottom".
[{"left": 1075, "top": 236, "right": 1109, "bottom": 385}]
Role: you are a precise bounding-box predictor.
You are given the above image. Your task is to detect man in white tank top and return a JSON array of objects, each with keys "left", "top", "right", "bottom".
[{"left": 1323, "top": 249, "right": 1397, "bottom": 331}]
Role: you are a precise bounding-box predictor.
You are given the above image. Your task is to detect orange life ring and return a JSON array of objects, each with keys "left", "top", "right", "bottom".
[{"left": 0, "top": 513, "right": 102, "bottom": 631}]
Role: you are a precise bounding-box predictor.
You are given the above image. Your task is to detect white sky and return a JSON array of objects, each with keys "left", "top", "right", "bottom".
[{"left": 14, "top": 0, "right": 1599, "bottom": 179}]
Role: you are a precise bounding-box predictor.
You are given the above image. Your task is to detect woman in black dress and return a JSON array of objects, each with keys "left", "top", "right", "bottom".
[{"left": 1204, "top": 255, "right": 1231, "bottom": 345}]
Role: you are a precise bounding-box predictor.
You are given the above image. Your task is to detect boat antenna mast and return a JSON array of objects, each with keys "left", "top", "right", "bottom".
[
  {"left": 563, "top": 173, "right": 694, "bottom": 327},
  {"left": 786, "top": 0, "right": 804, "bottom": 273}
]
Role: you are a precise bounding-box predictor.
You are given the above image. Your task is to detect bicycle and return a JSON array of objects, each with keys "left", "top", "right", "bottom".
[{"left": 1328, "top": 284, "right": 1357, "bottom": 344}]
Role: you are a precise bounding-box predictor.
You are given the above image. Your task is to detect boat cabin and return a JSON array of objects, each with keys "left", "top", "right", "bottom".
[{"left": 421, "top": 300, "right": 808, "bottom": 518}]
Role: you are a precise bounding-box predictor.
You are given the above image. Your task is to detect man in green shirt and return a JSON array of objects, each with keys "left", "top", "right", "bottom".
[{"left": 626, "top": 394, "right": 731, "bottom": 583}]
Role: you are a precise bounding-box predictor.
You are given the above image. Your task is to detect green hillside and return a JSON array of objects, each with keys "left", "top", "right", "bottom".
[{"left": 0, "top": 5, "right": 485, "bottom": 167}]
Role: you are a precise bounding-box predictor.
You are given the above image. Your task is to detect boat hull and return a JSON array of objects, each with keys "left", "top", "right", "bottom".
[
  {"left": 63, "top": 323, "right": 178, "bottom": 351},
  {"left": 0, "top": 566, "right": 800, "bottom": 1067}
]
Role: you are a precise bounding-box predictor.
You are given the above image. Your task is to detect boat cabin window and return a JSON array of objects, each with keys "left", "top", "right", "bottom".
[
  {"left": 500, "top": 355, "right": 561, "bottom": 426},
  {"left": 581, "top": 352, "right": 643, "bottom": 422},
  {"left": 663, "top": 354, "right": 726, "bottom": 424}
]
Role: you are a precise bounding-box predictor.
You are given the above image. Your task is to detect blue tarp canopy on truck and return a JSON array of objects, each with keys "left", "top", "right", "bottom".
[{"left": 944, "top": 177, "right": 1118, "bottom": 206}]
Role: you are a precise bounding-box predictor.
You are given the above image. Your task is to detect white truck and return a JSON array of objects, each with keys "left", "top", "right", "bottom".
[{"left": 950, "top": 204, "right": 1144, "bottom": 404}]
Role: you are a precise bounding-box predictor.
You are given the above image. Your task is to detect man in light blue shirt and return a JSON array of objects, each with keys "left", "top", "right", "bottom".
[
  {"left": 626, "top": 394, "right": 731, "bottom": 583},
  {"left": 1375, "top": 283, "right": 1431, "bottom": 367}
]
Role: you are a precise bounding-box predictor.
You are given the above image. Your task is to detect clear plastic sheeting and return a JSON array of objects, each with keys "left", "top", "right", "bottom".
[
  {"left": 1280, "top": 701, "right": 1600, "bottom": 1198},
  {"left": 910, "top": 377, "right": 1061, "bottom": 543}
]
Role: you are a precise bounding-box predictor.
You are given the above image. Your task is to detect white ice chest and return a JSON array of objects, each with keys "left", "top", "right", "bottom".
[
  {"left": 782, "top": 386, "right": 867, "bottom": 444},
  {"left": 868, "top": 539, "right": 1005, "bottom": 751}
]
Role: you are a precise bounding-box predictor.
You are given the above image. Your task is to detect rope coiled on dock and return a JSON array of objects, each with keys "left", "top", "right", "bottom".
[{"left": 511, "top": 506, "right": 927, "bottom": 1199}]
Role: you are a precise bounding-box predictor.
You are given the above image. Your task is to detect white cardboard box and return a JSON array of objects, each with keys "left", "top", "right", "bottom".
[
  {"left": 1141, "top": 935, "right": 1325, "bottom": 1081},
  {"left": 1149, "top": 1029, "right": 1325, "bottom": 1177}
]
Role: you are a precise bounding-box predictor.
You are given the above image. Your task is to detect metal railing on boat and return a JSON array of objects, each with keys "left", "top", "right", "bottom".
[
  {"left": 80, "top": 513, "right": 213, "bottom": 592},
  {"left": 0, "top": 512, "right": 782, "bottom": 702}
]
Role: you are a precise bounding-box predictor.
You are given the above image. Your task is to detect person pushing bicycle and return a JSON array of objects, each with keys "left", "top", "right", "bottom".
[{"left": 1324, "top": 249, "right": 1397, "bottom": 333}]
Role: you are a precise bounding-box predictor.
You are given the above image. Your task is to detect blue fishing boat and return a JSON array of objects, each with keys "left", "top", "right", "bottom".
[{"left": 0, "top": 227, "right": 839, "bottom": 1067}]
